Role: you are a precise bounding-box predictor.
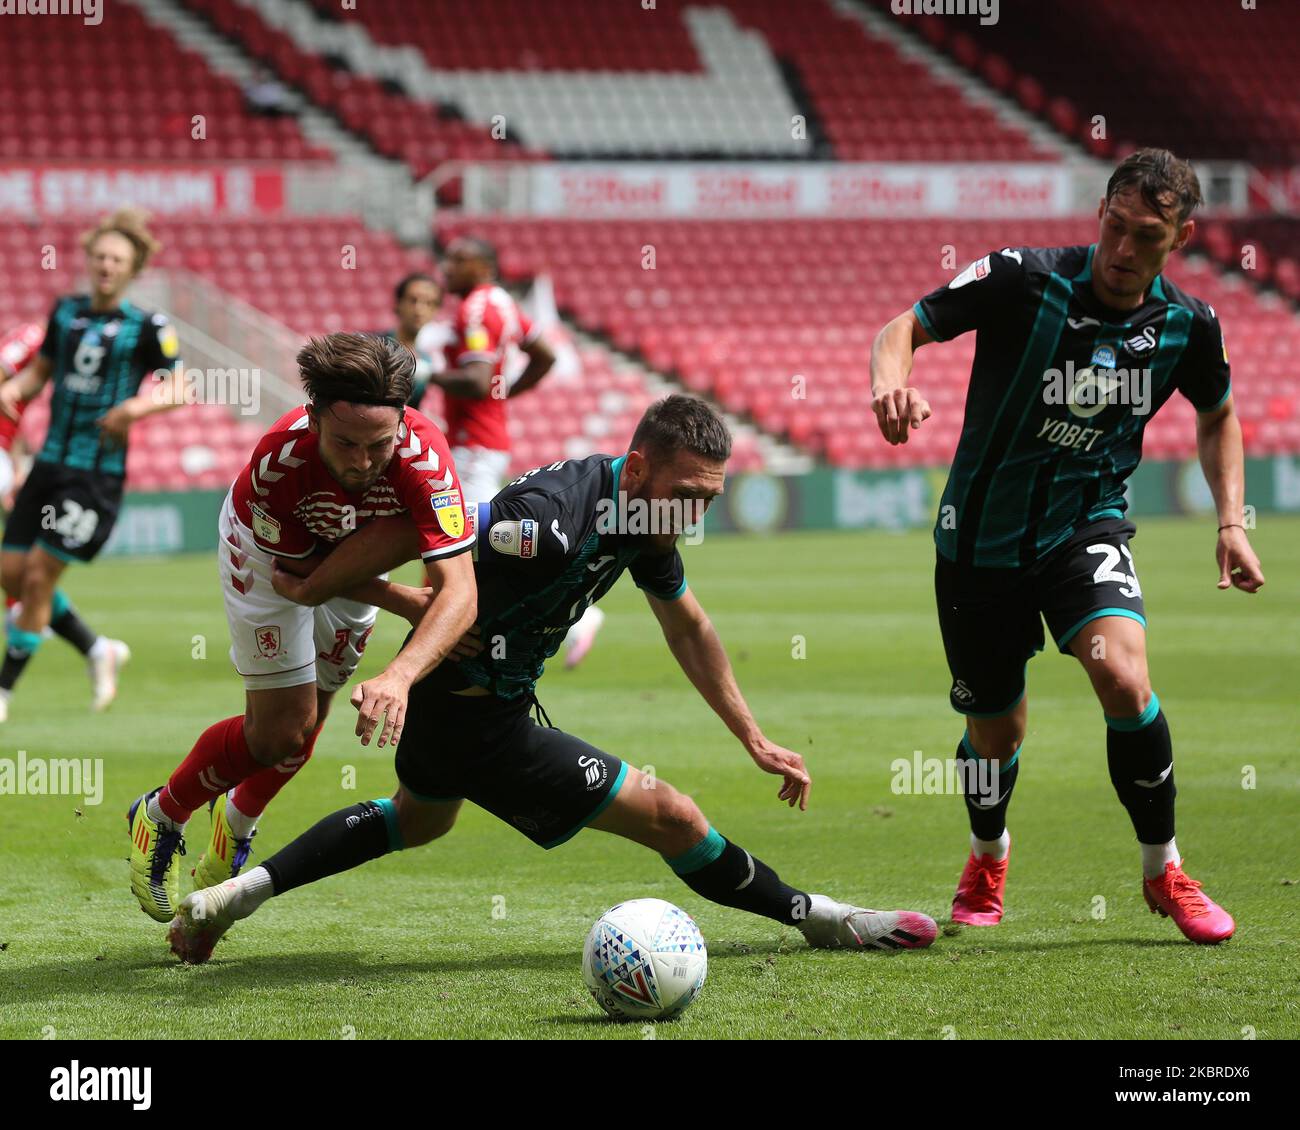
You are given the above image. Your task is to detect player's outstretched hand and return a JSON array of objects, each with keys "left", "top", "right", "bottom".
[
  {"left": 350, "top": 669, "right": 411, "bottom": 748},
  {"left": 747, "top": 737, "right": 811, "bottom": 811},
  {"left": 872, "top": 387, "right": 931, "bottom": 445},
  {"left": 1216, "top": 526, "right": 1265, "bottom": 593},
  {"left": 445, "top": 623, "right": 484, "bottom": 662}
]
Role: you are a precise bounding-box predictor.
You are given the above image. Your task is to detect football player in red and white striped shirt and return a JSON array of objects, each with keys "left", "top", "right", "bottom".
[
  {"left": 433, "top": 238, "right": 605, "bottom": 664},
  {"left": 431, "top": 237, "right": 555, "bottom": 503},
  {"left": 0, "top": 321, "right": 43, "bottom": 505},
  {"left": 127, "top": 333, "right": 476, "bottom": 924}
]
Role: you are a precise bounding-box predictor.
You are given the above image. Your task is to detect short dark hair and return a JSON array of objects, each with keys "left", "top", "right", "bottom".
[
  {"left": 394, "top": 272, "right": 439, "bottom": 303},
  {"left": 298, "top": 332, "right": 413, "bottom": 410},
  {"left": 630, "top": 395, "right": 732, "bottom": 463},
  {"left": 453, "top": 236, "right": 498, "bottom": 278},
  {"left": 1106, "top": 148, "right": 1203, "bottom": 226}
]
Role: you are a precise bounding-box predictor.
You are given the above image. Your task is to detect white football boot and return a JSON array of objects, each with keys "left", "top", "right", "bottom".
[
  {"left": 89, "top": 637, "right": 130, "bottom": 712},
  {"left": 798, "top": 894, "right": 938, "bottom": 951}
]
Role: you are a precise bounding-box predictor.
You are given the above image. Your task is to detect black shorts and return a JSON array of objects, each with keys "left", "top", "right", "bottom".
[
  {"left": 393, "top": 678, "right": 628, "bottom": 849},
  {"left": 935, "top": 518, "right": 1147, "bottom": 717},
  {"left": 2, "top": 461, "right": 124, "bottom": 564}
]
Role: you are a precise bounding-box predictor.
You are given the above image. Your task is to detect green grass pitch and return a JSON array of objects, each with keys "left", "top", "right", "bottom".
[{"left": 0, "top": 516, "right": 1296, "bottom": 1039}]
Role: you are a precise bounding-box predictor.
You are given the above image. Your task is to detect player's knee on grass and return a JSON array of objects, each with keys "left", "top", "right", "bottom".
[{"left": 392, "top": 788, "right": 458, "bottom": 847}]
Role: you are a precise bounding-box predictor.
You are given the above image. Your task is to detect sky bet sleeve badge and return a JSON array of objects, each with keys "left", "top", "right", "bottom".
[{"left": 431, "top": 489, "right": 465, "bottom": 537}]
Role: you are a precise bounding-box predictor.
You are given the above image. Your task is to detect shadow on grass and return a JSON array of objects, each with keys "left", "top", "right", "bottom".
[{"left": 3, "top": 947, "right": 581, "bottom": 1009}]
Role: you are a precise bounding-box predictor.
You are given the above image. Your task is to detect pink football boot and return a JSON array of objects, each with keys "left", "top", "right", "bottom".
[
  {"left": 952, "top": 840, "right": 1010, "bottom": 926},
  {"left": 1143, "top": 861, "right": 1235, "bottom": 944}
]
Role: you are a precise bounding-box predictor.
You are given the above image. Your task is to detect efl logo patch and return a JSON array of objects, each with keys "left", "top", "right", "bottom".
[
  {"left": 464, "top": 327, "right": 489, "bottom": 353},
  {"left": 255, "top": 624, "right": 282, "bottom": 659},
  {"left": 249, "top": 503, "right": 280, "bottom": 545},
  {"left": 431, "top": 489, "right": 465, "bottom": 538}
]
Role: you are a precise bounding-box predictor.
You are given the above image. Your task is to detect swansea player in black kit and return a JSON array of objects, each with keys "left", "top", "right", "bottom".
[
  {"left": 169, "top": 396, "right": 938, "bottom": 963},
  {"left": 870, "top": 149, "right": 1265, "bottom": 944}
]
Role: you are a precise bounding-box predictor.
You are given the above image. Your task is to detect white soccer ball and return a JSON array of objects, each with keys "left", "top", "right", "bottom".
[{"left": 582, "top": 898, "right": 707, "bottom": 1021}]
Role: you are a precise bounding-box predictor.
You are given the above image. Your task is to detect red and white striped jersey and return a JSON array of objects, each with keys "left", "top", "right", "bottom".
[
  {"left": 0, "top": 322, "right": 43, "bottom": 451},
  {"left": 229, "top": 405, "right": 473, "bottom": 563},
  {"left": 442, "top": 282, "right": 538, "bottom": 452}
]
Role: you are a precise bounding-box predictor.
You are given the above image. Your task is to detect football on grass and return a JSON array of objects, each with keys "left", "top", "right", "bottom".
[{"left": 582, "top": 899, "right": 707, "bottom": 1021}]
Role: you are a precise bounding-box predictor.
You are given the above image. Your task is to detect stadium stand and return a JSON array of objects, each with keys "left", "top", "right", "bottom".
[
  {"left": 0, "top": 2, "right": 328, "bottom": 162},
  {"left": 437, "top": 216, "right": 1300, "bottom": 467}
]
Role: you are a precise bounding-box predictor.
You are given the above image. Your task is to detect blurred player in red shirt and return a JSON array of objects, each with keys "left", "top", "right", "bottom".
[
  {"left": 432, "top": 238, "right": 605, "bottom": 665},
  {"left": 431, "top": 237, "right": 555, "bottom": 502},
  {"left": 126, "top": 333, "right": 476, "bottom": 927},
  {"left": 0, "top": 322, "right": 43, "bottom": 506}
]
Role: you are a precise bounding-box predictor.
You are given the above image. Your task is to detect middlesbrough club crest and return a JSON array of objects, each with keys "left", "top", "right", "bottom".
[{"left": 255, "top": 624, "right": 282, "bottom": 659}]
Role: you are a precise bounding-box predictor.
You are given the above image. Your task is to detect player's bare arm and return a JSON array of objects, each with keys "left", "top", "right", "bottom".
[
  {"left": 646, "top": 587, "right": 811, "bottom": 811},
  {"left": 0, "top": 354, "right": 51, "bottom": 420},
  {"left": 869, "top": 309, "right": 933, "bottom": 445},
  {"left": 1195, "top": 393, "right": 1265, "bottom": 593},
  {"left": 97, "top": 365, "right": 187, "bottom": 444},
  {"left": 506, "top": 335, "right": 556, "bottom": 399},
  {"left": 431, "top": 358, "right": 494, "bottom": 399},
  {"left": 270, "top": 515, "right": 422, "bottom": 606},
  {"left": 351, "top": 550, "right": 477, "bottom": 748}
]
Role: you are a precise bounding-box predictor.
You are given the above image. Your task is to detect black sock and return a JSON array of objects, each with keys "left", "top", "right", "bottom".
[
  {"left": 50, "top": 608, "right": 98, "bottom": 656},
  {"left": 957, "top": 734, "right": 1019, "bottom": 843},
  {"left": 261, "top": 799, "right": 402, "bottom": 895},
  {"left": 0, "top": 643, "right": 36, "bottom": 692},
  {"left": 665, "top": 828, "right": 810, "bottom": 927},
  {"left": 1106, "top": 696, "right": 1175, "bottom": 845}
]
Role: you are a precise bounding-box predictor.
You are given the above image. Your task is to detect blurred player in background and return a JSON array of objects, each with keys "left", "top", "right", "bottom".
[
  {"left": 0, "top": 209, "right": 185, "bottom": 722},
  {"left": 870, "top": 149, "right": 1264, "bottom": 944},
  {"left": 127, "top": 333, "right": 475, "bottom": 924},
  {"left": 378, "top": 272, "right": 446, "bottom": 412},
  {"left": 435, "top": 236, "right": 604, "bottom": 667},
  {"left": 0, "top": 321, "right": 44, "bottom": 509}
]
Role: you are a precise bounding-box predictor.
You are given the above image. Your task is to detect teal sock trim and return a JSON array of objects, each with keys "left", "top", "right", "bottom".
[
  {"left": 665, "top": 826, "right": 726, "bottom": 875},
  {"left": 373, "top": 797, "right": 404, "bottom": 851},
  {"left": 7, "top": 627, "right": 42, "bottom": 655},
  {"left": 960, "top": 733, "right": 1022, "bottom": 769},
  {"left": 1105, "top": 691, "right": 1161, "bottom": 732},
  {"left": 51, "top": 589, "right": 70, "bottom": 619}
]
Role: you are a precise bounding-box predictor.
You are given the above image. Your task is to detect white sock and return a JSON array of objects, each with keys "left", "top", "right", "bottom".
[
  {"left": 88, "top": 636, "right": 110, "bottom": 661},
  {"left": 233, "top": 865, "right": 275, "bottom": 912},
  {"left": 972, "top": 829, "right": 1010, "bottom": 861},
  {"left": 146, "top": 791, "right": 185, "bottom": 832},
  {"left": 225, "top": 793, "right": 258, "bottom": 840},
  {"left": 1141, "top": 839, "right": 1180, "bottom": 880}
]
